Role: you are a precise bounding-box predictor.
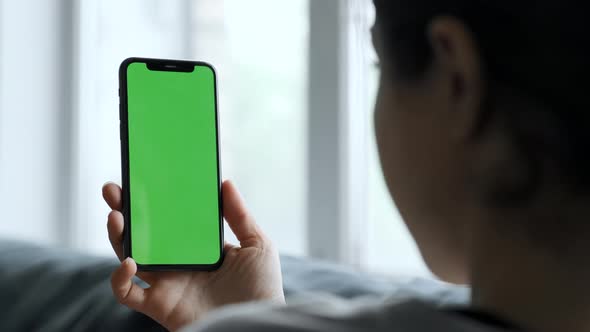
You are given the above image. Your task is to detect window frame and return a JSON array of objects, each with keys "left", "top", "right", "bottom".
[{"left": 307, "top": 0, "right": 372, "bottom": 268}]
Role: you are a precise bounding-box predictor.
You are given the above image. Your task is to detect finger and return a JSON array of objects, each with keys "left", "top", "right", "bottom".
[
  {"left": 135, "top": 271, "right": 157, "bottom": 286},
  {"left": 102, "top": 182, "right": 122, "bottom": 211},
  {"left": 111, "top": 258, "right": 147, "bottom": 310},
  {"left": 223, "top": 240, "right": 236, "bottom": 251},
  {"left": 107, "top": 210, "right": 125, "bottom": 261},
  {"left": 222, "top": 180, "right": 265, "bottom": 248},
  {"left": 108, "top": 209, "right": 156, "bottom": 285},
  {"left": 222, "top": 241, "right": 239, "bottom": 259}
]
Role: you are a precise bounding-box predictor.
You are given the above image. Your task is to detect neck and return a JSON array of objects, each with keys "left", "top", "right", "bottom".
[{"left": 469, "top": 228, "right": 590, "bottom": 332}]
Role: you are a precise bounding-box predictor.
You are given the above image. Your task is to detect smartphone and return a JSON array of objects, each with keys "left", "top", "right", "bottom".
[{"left": 119, "top": 57, "right": 223, "bottom": 271}]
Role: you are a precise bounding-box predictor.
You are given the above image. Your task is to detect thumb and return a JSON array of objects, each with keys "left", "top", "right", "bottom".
[{"left": 222, "top": 180, "right": 265, "bottom": 248}]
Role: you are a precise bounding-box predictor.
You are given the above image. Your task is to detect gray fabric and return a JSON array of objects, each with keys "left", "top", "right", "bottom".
[
  {"left": 280, "top": 256, "right": 469, "bottom": 305},
  {"left": 189, "top": 299, "right": 506, "bottom": 332},
  {"left": 0, "top": 239, "right": 165, "bottom": 332},
  {"left": 0, "top": 239, "right": 468, "bottom": 331}
]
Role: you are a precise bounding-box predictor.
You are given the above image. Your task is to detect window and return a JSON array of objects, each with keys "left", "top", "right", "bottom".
[
  {"left": 75, "top": 0, "right": 308, "bottom": 256},
  {"left": 0, "top": 0, "right": 430, "bottom": 278}
]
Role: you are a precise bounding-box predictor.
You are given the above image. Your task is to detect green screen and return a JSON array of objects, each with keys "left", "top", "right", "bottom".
[{"left": 126, "top": 62, "right": 221, "bottom": 265}]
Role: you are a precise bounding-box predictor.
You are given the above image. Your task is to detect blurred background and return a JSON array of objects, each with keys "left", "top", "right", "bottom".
[{"left": 0, "top": 0, "right": 429, "bottom": 277}]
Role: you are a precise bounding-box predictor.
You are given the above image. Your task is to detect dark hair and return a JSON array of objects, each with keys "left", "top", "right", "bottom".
[{"left": 374, "top": 0, "right": 590, "bottom": 204}]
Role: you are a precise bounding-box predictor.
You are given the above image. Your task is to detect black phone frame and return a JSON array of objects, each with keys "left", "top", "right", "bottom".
[{"left": 118, "top": 57, "right": 224, "bottom": 271}]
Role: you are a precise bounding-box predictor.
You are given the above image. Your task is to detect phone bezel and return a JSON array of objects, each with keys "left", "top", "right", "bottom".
[{"left": 119, "top": 57, "right": 224, "bottom": 271}]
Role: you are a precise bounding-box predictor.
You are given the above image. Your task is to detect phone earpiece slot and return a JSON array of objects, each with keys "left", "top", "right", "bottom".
[{"left": 146, "top": 62, "right": 195, "bottom": 73}]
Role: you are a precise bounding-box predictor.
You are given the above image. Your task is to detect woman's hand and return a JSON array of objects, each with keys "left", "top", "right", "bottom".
[{"left": 102, "top": 180, "right": 285, "bottom": 332}]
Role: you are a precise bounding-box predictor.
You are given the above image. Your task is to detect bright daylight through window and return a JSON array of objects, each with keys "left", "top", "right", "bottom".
[{"left": 0, "top": 0, "right": 429, "bottom": 278}]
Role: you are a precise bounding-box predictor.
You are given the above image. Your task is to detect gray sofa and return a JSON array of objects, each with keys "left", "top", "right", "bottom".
[{"left": 0, "top": 239, "right": 468, "bottom": 331}]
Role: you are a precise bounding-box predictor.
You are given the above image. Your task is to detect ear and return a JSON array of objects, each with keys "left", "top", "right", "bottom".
[{"left": 428, "top": 16, "right": 484, "bottom": 140}]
